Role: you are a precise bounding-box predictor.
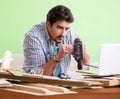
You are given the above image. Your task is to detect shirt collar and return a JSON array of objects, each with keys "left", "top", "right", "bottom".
[{"left": 43, "top": 22, "right": 51, "bottom": 41}]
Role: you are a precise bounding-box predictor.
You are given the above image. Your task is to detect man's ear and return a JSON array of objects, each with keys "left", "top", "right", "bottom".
[{"left": 46, "top": 21, "right": 51, "bottom": 28}]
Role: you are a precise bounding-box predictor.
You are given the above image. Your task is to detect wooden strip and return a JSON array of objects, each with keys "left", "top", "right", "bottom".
[{"left": 86, "top": 79, "right": 120, "bottom": 86}]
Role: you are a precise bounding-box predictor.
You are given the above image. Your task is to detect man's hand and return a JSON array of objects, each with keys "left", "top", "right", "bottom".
[{"left": 56, "top": 44, "right": 74, "bottom": 61}]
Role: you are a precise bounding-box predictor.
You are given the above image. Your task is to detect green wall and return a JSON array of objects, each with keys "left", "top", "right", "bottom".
[{"left": 0, "top": 0, "right": 120, "bottom": 62}]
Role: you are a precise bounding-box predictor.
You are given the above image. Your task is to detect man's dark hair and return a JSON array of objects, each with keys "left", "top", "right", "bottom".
[{"left": 47, "top": 5, "right": 74, "bottom": 26}]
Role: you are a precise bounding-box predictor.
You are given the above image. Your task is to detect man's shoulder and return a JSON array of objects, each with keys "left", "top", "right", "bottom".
[
  {"left": 34, "top": 22, "right": 46, "bottom": 29},
  {"left": 26, "top": 22, "right": 46, "bottom": 37},
  {"left": 33, "top": 22, "right": 46, "bottom": 31}
]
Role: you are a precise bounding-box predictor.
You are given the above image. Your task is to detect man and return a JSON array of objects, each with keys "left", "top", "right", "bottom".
[{"left": 23, "top": 5, "right": 90, "bottom": 77}]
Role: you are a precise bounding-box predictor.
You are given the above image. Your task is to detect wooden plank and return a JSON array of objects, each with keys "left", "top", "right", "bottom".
[
  {"left": 22, "top": 83, "right": 71, "bottom": 93},
  {"left": 4, "top": 83, "right": 76, "bottom": 95},
  {"left": 86, "top": 77, "right": 120, "bottom": 86},
  {"left": 4, "top": 83, "right": 76, "bottom": 96},
  {"left": 0, "top": 78, "right": 12, "bottom": 87},
  {"left": 6, "top": 84, "right": 50, "bottom": 95},
  {"left": 0, "top": 71, "right": 102, "bottom": 88}
]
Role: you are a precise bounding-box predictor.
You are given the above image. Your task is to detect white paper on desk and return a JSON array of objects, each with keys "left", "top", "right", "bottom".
[{"left": 68, "top": 71, "right": 84, "bottom": 80}]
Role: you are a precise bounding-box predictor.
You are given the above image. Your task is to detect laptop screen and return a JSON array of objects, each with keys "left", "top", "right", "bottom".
[{"left": 98, "top": 44, "right": 120, "bottom": 76}]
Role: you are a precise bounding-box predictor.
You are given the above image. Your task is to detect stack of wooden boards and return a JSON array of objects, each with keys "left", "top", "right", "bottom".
[
  {"left": 0, "top": 70, "right": 120, "bottom": 96},
  {"left": 0, "top": 70, "right": 102, "bottom": 95},
  {"left": 0, "top": 70, "right": 120, "bottom": 87},
  {"left": 0, "top": 71, "right": 102, "bottom": 88}
]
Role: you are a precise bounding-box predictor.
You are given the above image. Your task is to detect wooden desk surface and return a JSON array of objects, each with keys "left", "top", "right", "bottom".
[{"left": 0, "top": 88, "right": 120, "bottom": 99}]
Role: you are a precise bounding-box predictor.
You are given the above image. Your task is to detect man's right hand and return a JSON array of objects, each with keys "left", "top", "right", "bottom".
[{"left": 56, "top": 44, "right": 74, "bottom": 61}]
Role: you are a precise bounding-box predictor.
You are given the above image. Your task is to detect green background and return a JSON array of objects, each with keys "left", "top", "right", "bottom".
[{"left": 0, "top": 0, "right": 120, "bottom": 62}]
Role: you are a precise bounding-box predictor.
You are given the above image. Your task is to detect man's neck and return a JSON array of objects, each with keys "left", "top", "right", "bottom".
[{"left": 51, "top": 40, "right": 59, "bottom": 46}]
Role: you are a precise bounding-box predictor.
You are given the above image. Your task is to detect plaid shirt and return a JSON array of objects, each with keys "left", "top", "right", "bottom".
[{"left": 23, "top": 22, "right": 76, "bottom": 75}]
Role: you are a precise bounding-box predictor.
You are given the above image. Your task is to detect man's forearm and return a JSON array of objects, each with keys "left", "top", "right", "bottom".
[
  {"left": 82, "top": 51, "right": 91, "bottom": 65},
  {"left": 41, "top": 57, "right": 59, "bottom": 76}
]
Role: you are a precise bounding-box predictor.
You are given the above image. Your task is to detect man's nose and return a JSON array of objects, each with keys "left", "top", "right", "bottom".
[{"left": 61, "top": 29, "right": 66, "bottom": 37}]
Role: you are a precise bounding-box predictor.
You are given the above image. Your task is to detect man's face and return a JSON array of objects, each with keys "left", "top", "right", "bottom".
[{"left": 47, "top": 20, "right": 71, "bottom": 43}]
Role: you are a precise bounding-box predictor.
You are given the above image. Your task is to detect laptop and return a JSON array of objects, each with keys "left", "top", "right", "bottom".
[{"left": 77, "top": 44, "right": 120, "bottom": 77}]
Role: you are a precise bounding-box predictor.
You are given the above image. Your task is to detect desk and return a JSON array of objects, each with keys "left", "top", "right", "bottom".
[{"left": 0, "top": 88, "right": 120, "bottom": 99}]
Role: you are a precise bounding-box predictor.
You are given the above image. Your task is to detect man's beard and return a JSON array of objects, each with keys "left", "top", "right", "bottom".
[{"left": 54, "top": 35, "right": 64, "bottom": 43}]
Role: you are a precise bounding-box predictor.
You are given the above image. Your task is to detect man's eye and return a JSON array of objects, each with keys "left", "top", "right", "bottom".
[
  {"left": 66, "top": 28, "right": 69, "bottom": 31},
  {"left": 57, "top": 26, "right": 62, "bottom": 29}
]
